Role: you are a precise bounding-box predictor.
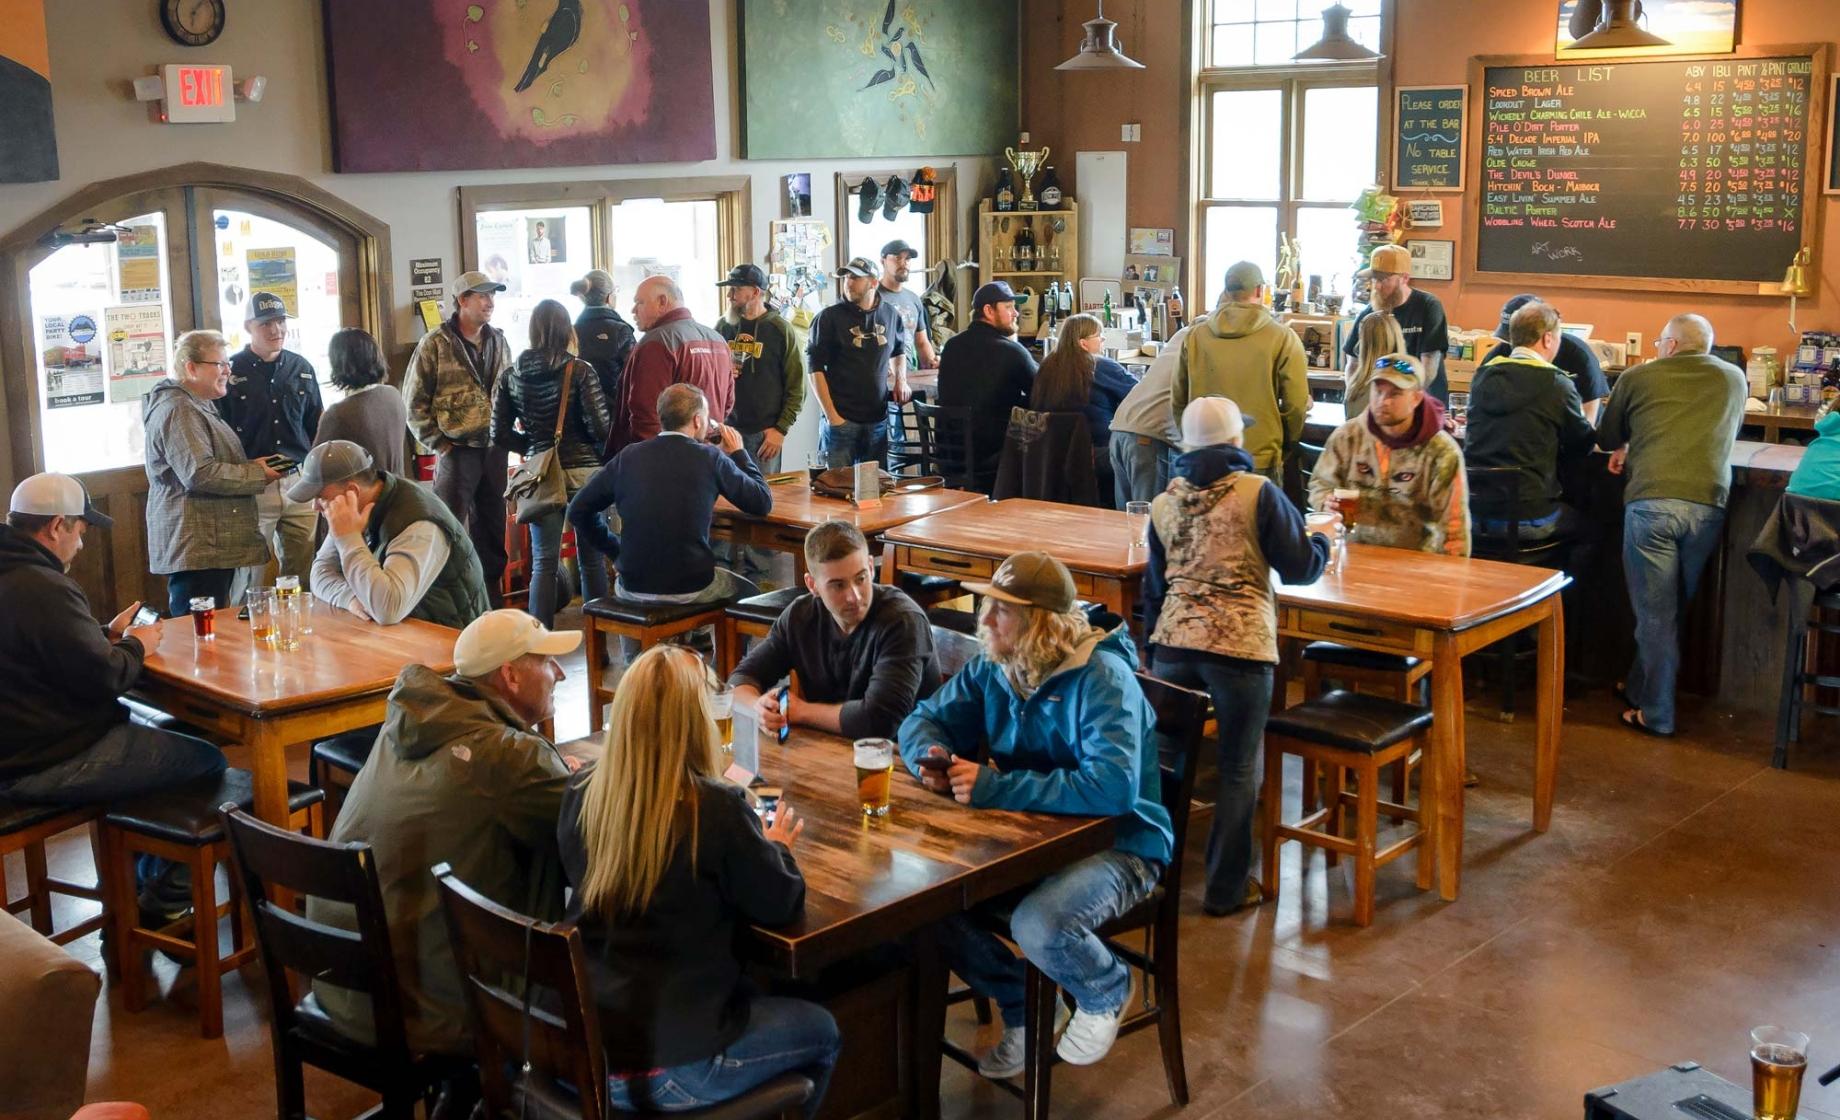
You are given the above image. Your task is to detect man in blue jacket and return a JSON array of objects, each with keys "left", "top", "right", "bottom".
[{"left": 898, "top": 551, "right": 1172, "bottom": 1079}]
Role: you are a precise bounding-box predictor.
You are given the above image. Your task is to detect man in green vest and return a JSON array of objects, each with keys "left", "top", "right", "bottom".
[{"left": 292, "top": 440, "right": 492, "bottom": 630}]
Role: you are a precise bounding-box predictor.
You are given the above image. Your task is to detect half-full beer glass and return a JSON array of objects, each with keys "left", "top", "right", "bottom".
[
  {"left": 854, "top": 738, "right": 894, "bottom": 817},
  {"left": 1750, "top": 1026, "right": 1809, "bottom": 1120},
  {"left": 711, "top": 685, "right": 735, "bottom": 751}
]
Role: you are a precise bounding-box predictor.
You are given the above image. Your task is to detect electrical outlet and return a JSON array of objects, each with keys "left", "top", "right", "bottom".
[
  {"left": 1131, "top": 123, "right": 1142, "bottom": 141},
  {"left": 1626, "top": 331, "right": 1642, "bottom": 356},
  {"left": 1121, "top": 123, "right": 1133, "bottom": 142}
]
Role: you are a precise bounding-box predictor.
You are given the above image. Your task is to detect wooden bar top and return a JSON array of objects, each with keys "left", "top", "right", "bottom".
[
  {"left": 715, "top": 479, "right": 987, "bottom": 535},
  {"left": 883, "top": 498, "right": 1146, "bottom": 577},
  {"left": 139, "top": 602, "right": 458, "bottom": 716},
  {"left": 1276, "top": 545, "right": 1567, "bottom": 631}
]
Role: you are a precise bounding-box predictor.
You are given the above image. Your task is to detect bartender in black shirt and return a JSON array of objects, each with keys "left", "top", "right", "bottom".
[
  {"left": 1480, "top": 293, "right": 1611, "bottom": 423},
  {"left": 217, "top": 291, "right": 323, "bottom": 588},
  {"left": 1342, "top": 243, "right": 1452, "bottom": 402}
]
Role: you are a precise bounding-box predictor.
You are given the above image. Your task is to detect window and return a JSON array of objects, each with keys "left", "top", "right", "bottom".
[
  {"left": 844, "top": 188, "right": 931, "bottom": 296},
  {"left": 831, "top": 171, "right": 959, "bottom": 313},
  {"left": 607, "top": 198, "right": 723, "bottom": 327},
  {"left": 212, "top": 209, "right": 349, "bottom": 404},
  {"left": 473, "top": 204, "right": 596, "bottom": 348},
  {"left": 1206, "top": 0, "right": 1382, "bottom": 69}
]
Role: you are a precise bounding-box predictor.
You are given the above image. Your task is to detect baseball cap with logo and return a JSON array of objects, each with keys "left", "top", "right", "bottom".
[
  {"left": 1356, "top": 244, "right": 1412, "bottom": 279},
  {"left": 451, "top": 270, "right": 507, "bottom": 299},
  {"left": 1180, "top": 396, "right": 1253, "bottom": 451},
  {"left": 972, "top": 280, "right": 1031, "bottom": 312},
  {"left": 1370, "top": 354, "right": 1426, "bottom": 391},
  {"left": 8, "top": 472, "right": 112, "bottom": 528},
  {"left": 285, "top": 440, "right": 374, "bottom": 503},
  {"left": 454, "top": 609, "right": 582, "bottom": 677},
  {"left": 835, "top": 256, "right": 881, "bottom": 280},
  {"left": 717, "top": 264, "right": 769, "bottom": 288},
  {"left": 964, "top": 551, "right": 1077, "bottom": 614},
  {"left": 245, "top": 291, "right": 289, "bottom": 323}
]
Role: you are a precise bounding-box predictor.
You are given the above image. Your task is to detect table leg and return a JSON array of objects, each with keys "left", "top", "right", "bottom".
[
  {"left": 879, "top": 544, "right": 901, "bottom": 586},
  {"left": 1430, "top": 632, "right": 1466, "bottom": 902},
  {"left": 904, "top": 926, "right": 945, "bottom": 1120},
  {"left": 246, "top": 722, "right": 292, "bottom": 828},
  {"left": 1534, "top": 600, "right": 1564, "bottom": 833}
]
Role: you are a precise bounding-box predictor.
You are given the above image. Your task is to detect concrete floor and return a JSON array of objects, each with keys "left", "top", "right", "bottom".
[{"left": 18, "top": 617, "right": 1840, "bottom": 1120}]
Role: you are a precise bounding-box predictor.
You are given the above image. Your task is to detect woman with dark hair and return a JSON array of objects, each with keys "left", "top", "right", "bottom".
[
  {"left": 492, "top": 298, "right": 613, "bottom": 625},
  {"left": 313, "top": 327, "right": 409, "bottom": 476},
  {"left": 571, "top": 268, "right": 636, "bottom": 418},
  {"left": 1030, "top": 312, "right": 1138, "bottom": 496}
]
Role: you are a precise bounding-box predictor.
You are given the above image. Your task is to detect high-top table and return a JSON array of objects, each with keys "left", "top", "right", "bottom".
[
  {"left": 714, "top": 479, "right": 987, "bottom": 579},
  {"left": 134, "top": 602, "right": 458, "bottom": 827},
  {"left": 1275, "top": 545, "right": 1568, "bottom": 901}
]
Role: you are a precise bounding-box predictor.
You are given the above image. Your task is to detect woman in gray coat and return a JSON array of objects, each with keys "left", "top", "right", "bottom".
[{"left": 144, "top": 330, "right": 281, "bottom": 617}]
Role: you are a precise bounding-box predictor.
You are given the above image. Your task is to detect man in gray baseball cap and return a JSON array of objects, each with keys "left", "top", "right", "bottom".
[{"left": 297, "top": 439, "right": 492, "bottom": 630}]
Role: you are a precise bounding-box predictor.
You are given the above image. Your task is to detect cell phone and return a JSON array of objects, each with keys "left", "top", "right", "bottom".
[
  {"left": 132, "top": 605, "right": 161, "bottom": 627},
  {"left": 775, "top": 686, "right": 791, "bottom": 744},
  {"left": 263, "top": 454, "right": 298, "bottom": 473},
  {"left": 236, "top": 605, "right": 251, "bottom": 620},
  {"left": 917, "top": 752, "right": 954, "bottom": 772}
]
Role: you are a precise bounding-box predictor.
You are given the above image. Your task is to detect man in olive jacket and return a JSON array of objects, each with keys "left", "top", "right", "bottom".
[
  {"left": 308, "top": 610, "right": 580, "bottom": 1057},
  {"left": 1170, "top": 261, "right": 1309, "bottom": 481}
]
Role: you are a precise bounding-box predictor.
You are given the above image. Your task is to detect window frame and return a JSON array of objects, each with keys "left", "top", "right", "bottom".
[
  {"left": 1202, "top": 3, "right": 1384, "bottom": 72},
  {"left": 831, "top": 168, "right": 959, "bottom": 283}
]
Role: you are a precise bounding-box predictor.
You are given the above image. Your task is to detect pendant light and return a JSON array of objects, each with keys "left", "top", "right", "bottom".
[
  {"left": 1294, "top": 4, "right": 1381, "bottom": 62},
  {"left": 1057, "top": 0, "right": 1146, "bottom": 71},
  {"left": 1570, "top": 0, "right": 1670, "bottom": 50}
]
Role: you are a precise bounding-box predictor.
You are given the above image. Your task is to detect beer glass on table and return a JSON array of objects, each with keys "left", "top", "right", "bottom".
[
  {"left": 275, "top": 588, "right": 303, "bottom": 651},
  {"left": 275, "top": 574, "right": 311, "bottom": 633},
  {"left": 246, "top": 588, "right": 278, "bottom": 647},
  {"left": 1332, "top": 488, "right": 1361, "bottom": 533},
  {"left": 1305, "top": 510, "right": 1345, "bottom": 574},
  {"left": 189, "top": 596, "right": 217, "bottom": 640},
  {"left": 1751, "top": 1026, "right": 1809, "bottom": 1120},
  {"left": 1124, "top": 501, "right": 1151, "bottom": 549},
  {"left": 854, "top": 738, "right": 895, "bottom": 817},
  {"left": 711, "top": 684, "right": 735, "bottom": 752}
]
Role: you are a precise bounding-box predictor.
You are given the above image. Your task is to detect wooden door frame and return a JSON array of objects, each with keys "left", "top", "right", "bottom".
[{"left": 0, "top": 161, "right": 395, "bottom": 497}]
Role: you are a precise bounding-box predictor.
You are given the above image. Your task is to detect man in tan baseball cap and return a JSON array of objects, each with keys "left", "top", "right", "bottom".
[
  {"left": 1344, "top": 241, "right": 1452, "bottom": 402},
  {"left": 899, "top": 550, "right": 1173, "bottom": 1075}
]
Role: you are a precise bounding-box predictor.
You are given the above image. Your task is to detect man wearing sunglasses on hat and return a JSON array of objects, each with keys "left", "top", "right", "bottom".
[{"left": 1342, "top": 244, "right": 1451, "bottom": 403}]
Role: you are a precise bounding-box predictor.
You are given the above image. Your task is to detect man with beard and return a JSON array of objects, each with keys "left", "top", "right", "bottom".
[
  {"left": 878, "top": 239, "right": 937, "bottom": 369},
  {"left": 1341, "top": 244, "right": 1451, "bottom": 403},
  {"left": 716, "top": 263, "right": 805, "bottom": 579}
]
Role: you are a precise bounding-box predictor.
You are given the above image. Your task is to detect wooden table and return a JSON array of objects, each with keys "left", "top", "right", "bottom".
[
  {"left": 1275, "top": 545, "right": 1568, "bottom": 901},
  {"left": 134, "top": 602, "right": 458, "bottom": 827},
  {"left": 881, "top": 498, "right": 1145, "bottom": 622},
  {"left": 561, "top": 729, "right": 1113, "bottom": 1120},
  {"left": 714, "top": 479, "right": 987, "bottom": 578},
  {"left": 1743, "top": 401, "right": 1821, "bottom": 443}
]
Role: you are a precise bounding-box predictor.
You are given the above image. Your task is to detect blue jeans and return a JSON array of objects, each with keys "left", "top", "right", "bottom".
[
  {"left": 938, "top": 849, "right": 1161, "bottom": 1028},
  {"left": 0, "top": 720, "right": 226, "bottom": 909},
  {"left": 820, "top": 419, "right": 888, "bottom": 470},
  {"left": 1109, "top": 432, "right": 1176, "bottom": 509},
  {"left": 528, "top": 491, "right": 608, "bottom": 628},
  {"left": 1622, "top": 498, "right": 1725, "bottom": 734},
  {"left": 1152, "top": 654, "right": 1273, "bottom": 909},
  {"left": 165, "top": 568, "right": 237, "bottom": 620},
  {"left": 608, "top": 997, "right": 840, "bottom": 1118}
]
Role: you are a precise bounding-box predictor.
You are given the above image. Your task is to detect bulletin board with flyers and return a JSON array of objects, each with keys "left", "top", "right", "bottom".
[{"left": 768, "top": 219, "right": 832, "bottom": 323}]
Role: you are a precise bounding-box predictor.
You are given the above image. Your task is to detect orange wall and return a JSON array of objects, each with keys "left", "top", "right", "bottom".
[{"left": 1022, "top": 0, "right": 1840, "bottom": 356}]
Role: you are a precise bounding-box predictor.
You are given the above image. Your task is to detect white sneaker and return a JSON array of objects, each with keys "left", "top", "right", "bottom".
[
  {"left": 977, "top": 1000, "right": 1074, "bottom": 1080},
  {"left": 1055, "top": 976, "right": 1135, "bottom": 1066}
]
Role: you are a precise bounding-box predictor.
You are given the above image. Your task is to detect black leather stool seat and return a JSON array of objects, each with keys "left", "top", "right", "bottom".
[
  {"left": 1266, "top": 690, "right": 1433, "bottom": 754},
  {"left": 1300, "top": 641, "right": 1422, "bottom": 673},
  {"left": 0, "top": 799, "right": 90, "bottom": 835},
  {"left": 926, "top": 606, "right": 978, "bottom": 635},
  {"left": 311, "top": 731, "right": 376, "bottom": 778},
  {"left": 726, "top": 587, "right": 803, "bottom": 627},
  {"left": 584, "top": 595, "right": 735, "bottom": 626},
  {"left": 898, "top": 571, "right": 961, "bottom": 595},
  {"left": 104, "top": 768, "right": 324, "bottom": 846}
]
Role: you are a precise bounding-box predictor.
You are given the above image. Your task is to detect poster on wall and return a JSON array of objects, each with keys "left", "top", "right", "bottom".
[
  {"left": 41, "top": 313, "right": 105, "bottom": 409},
  {"left": 116, "top": 224, "right": 163, "bottom": 302},
  {"left": 0, "top": 0, "right": 57, "bottom": 183},
  {"left": 104, "top": 304, "right": 167, "bottom": 403},
  {"left": 321, "top": 0, "right": 715, "bottom": 172},
  {"left": 526, "top": 216, "right": 567, "bottom": 265},
  {"left": 476, "top": 215, "right": 523, "bottom": 292},
  {"left": 246, "top": 248, "right": 299, "bottom": 317}
]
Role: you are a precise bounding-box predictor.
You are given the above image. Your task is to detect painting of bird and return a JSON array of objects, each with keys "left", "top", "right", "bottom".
[{"left": 514, "top": 0, "right": 583, "bottom": 92}]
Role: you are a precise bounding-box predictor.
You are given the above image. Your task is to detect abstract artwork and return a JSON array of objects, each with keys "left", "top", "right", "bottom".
[
  {"left": 0, "top": 0, "right": 57, "bottom": 183},
  {"left": 1557, "top": 0, "right": 1739, "bottom": 59},
  {"left": 322, "top": 0, "right": 715, "bottom": 173},
  {"left": 739, "top": 0, "right": 1019, "bottom": 159}
]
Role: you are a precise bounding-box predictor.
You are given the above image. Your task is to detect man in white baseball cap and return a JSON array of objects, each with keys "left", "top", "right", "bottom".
[
  {"left": 309, "top": 606, "right": 579, "bottom": 1060},
  {"left": 0, "top": 472, "right": 227, "bottom": 921}
]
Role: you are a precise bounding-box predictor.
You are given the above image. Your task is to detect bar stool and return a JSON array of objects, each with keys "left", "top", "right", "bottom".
[
  {"left": 99, "top": 768, "right": 323, "bottom": 1038},
  {"left": 1260, "top": 689, "right": 1434, "bottom": 927},
  {"left": 308, "top": 729, "right": 377, "bottom": 830},
  {"left": 716, "top": 587, "right": 803, "bottom": 677},
  {"left": 0, "top": 802, "right": 106, "bottom": 945},
  {"left": 583, "top": 581, "right": 757, "bottom": 732},
  {"left": 1298, "top": 642, "right": 1429, "bottom": 811},
  {"left": 1773, "top": 583, "right": 1840, "bottom": 769}
]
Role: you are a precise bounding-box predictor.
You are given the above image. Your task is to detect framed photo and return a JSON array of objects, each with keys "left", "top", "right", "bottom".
[
  {"left": 1827, "top": 75, "right": 1840, "bottom": 195},
  {"left": 1128, "top": 227, "right": 1176, "bottom": 256},
  {"left": 1123, "top": 254, "right": 1180, "bottom": 295},
  {"left": 1406, "top": 239, "right": 1454, "bottom": 282}
]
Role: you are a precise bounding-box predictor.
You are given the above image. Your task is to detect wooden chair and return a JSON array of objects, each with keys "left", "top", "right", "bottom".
[
  {"left": 1260, "top": 689, "right": 1434, "bottom": 927},
  {"left": 1466, "top": 466, "right": 1569, "bottom": 722},
  {"left": 583, "top": 575, "right": 759, "bottom": 733},
  {"left": 931, "top": 624, "right": 982, "bottom": 682},
  {"left": 99, "top": 769, "right": 323, "bottom": 1038},
  {"left": 941, "top": 672, "right": 1208, "bottom": 1119},
  {"left": 1773, "top": 583, "right": 1840, "bottom": 769},
  {"left": 992, "top": 409, "right": 1100, "bottom": 507},
  {"left": 717, "top": 587, "right": 803, "bottom": 678},
  {"left": 913, "top": 401, "right": 988, "bottom": 493},
  {"left": 0, "top": 801, "right": 105, "bottom": 946},
  {"left": 221, "top": 807, "right": 474, "bottom": 1119},
  {"left": 434, "top": 865, "right": 815, "bottom": 1120}
]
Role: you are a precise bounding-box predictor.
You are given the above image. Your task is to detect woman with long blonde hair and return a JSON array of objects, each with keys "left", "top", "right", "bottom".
[
  {"left": 1344, "top": 311, "right": 1405, "bottom": 419},
  {"left": 559, "top": 644, "right": 838, "bottom": 1116}
]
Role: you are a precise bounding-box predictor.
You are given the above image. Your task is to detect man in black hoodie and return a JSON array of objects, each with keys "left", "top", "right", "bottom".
[
  {"left": 0, "top": 473, "right": 225, "bottom": 915},
  {"left": 937, "top": 281, "right": 1037, "bottom": 475}
]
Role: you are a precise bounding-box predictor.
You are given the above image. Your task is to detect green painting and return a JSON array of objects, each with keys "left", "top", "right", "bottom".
[{"left": 739, "top": 0, "right": 1019, "bottom": 159}]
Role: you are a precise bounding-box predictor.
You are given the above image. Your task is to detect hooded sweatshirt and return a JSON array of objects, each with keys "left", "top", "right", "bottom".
[
  {"left": 896, "top": 626, "right": 1174, "bottom": 866},
  {"left": 0, "top": 526, "right": 144, "bottom": 781},
  {"left": 1466, "top": 346, "right": 1595, "bottom": 524},
  {"left": 1308, "top": 398, "right": 1471, "bottom": 557},
  {"left": 1789, "top": 409, "right": 1840, "bottom": 501},
  {"left": 1144, "top": 445, "right": 1329, "bottom": 665},
  {"left": 308, "top": 664, "right": 571, "bottom": 1056},
  {"left": 1170, "top": 301, "right": 1310, "bottom": 473}
]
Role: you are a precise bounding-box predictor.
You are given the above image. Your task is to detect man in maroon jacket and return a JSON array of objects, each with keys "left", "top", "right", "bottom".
[{"left": 604, "top": 276, "right": 736, "bottom": 458}]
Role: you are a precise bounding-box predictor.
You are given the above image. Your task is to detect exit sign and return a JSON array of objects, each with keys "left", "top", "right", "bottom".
[{"left": 161, "top": 63, "right": 234, "bottom": 123}]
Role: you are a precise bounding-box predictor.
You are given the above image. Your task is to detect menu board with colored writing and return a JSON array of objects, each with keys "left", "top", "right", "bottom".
[
  {"left": 1473, "top": 53, "right": 1824, "bottom": 290},
  {"left": 1395, "top": 86, "right": 1467, "bottom": 191}
]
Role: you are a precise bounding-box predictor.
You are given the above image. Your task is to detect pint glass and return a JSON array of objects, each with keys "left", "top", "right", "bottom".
[{"left": 854, "top": 738, "right": 894, "bottom": 817}]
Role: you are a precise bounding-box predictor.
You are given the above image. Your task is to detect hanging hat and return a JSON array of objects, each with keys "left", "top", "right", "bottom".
[
  {"left": 909, "top": 167, "right": 938, "bottom": 214},
  {"left": 856, "top": 176, "right": 884, "bottom": 224},
  {"left": 882, "top": 175, "right": 911, "bottom": 221}
]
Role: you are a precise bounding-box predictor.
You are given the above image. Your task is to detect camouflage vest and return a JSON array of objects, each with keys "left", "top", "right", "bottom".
[{"left": 1148, "top": 471, "right": 1277, "bottom": 663}]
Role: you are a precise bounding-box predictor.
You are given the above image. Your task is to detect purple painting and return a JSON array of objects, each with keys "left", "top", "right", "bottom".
[{"left": 322, "top": 0, "right": 715, "bottom": 173}]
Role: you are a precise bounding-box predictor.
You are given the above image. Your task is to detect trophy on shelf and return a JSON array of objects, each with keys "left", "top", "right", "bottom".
[{"left": 1005, "top": 144, "right": 1051, "bottom": 212}]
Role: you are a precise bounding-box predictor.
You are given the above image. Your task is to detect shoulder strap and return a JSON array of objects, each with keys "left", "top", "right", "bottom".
[{"left": 553, "top": 361, "right": 576, "bottom": 441}]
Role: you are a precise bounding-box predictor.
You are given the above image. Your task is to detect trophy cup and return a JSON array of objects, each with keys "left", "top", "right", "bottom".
[{"left": 1005, "top": 145, "right": 1050, "bottom": 212}]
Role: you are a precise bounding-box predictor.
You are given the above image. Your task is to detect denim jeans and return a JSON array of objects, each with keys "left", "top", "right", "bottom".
[
  {"left": 1622, "top": 498, "right": 1725, "bottom": 734},
  {"left": 1109, "top": 432, "right": 1175, "bottom": 509},
  {"left": 165, "top": 568, "right": 238, "bottom": 620},
  {"left": 1152, "top": 654, "right": 1274, "bottom": 909},
  {"left": 937, "top": 849, "right": 1162, "bottom": 1028},
  {"left": 820, "top": 419, "right": 888, "bottom": 470},
  {"left": 0, "top": 720, "right": 227, "bottom": 909},
  {"left": 608, "top": 996, "right": 840, "bottom": 1118},
  {"left": 528, "top": 477, "right": 609, "bottom": 628},
  {"left": 727, "top": 430, "right": 782, "bottom": 577}
]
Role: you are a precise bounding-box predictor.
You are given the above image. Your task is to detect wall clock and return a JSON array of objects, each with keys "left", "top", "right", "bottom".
[{"left": 161, "top": 0, "right": 225, "bottom": 47}]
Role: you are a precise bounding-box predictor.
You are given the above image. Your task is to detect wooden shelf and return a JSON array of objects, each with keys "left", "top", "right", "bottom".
[
  {"left": 980, "top": 199, "right": 1079, "bottom": 339},
  {"left": 992, "top": 271, "right": 1065, "bottom": 277}
]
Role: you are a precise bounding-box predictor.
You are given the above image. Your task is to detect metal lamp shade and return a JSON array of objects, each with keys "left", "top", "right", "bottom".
[
  {"left": 1294, "top": 4, "right": 1381, "bottom": 61},
  {"left": 1570, "top": 0, "right": 1671, "bottom": 49},
  {"left": 1056, "top": 3, "right": 1147, "bottom": 71}
]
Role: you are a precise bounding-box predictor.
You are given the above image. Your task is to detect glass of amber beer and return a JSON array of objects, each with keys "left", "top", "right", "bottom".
[
  {"left": 246, "top": 588, "right": 278, "bottom": 647},
  {"left": 1750, "top": 1026, "right": 1809, "bottom": 1120},
  {"left": 854, "top": 738, "right": 895, "bottom": 817},
  {"left": 1332, "top": 488, "right": 1360, "bottom": 532},
  {"left": 189, "top": 596, "right": 216, "bottom": 640},
  {"left": 711, "top": 684, "right": 735, "bottom": 752}
]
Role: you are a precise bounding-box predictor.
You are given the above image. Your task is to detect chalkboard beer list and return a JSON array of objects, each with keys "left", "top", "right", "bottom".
[{"left": 1477, "top": 56, "right": 1815, "bottom": 284}]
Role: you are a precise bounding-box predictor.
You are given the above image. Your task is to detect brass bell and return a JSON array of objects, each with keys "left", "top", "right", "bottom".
[{"left": 1782, "top": 247, "right": 1814, "bottom": 298}]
